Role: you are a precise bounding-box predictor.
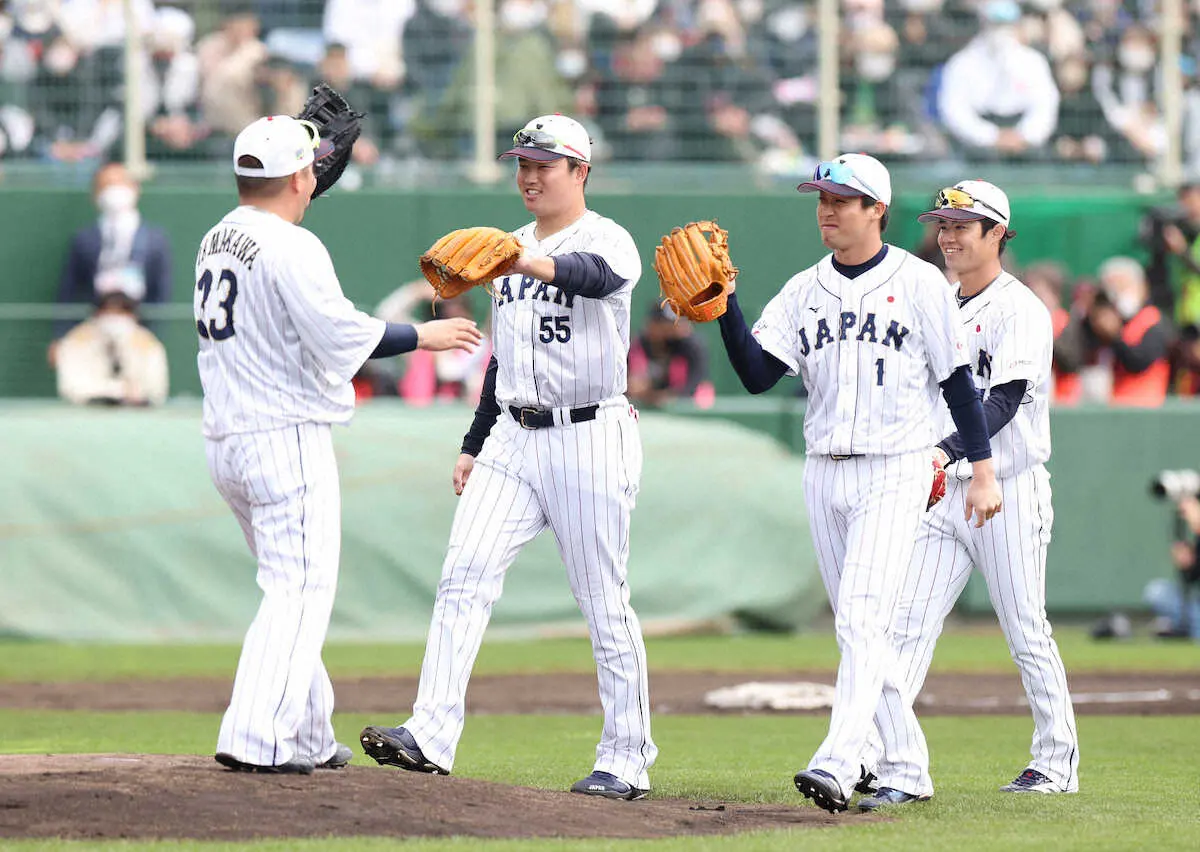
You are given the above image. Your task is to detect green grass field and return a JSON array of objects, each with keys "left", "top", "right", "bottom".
[{"left": 2, "top": 628, "right": 1199, "bottom": 851}]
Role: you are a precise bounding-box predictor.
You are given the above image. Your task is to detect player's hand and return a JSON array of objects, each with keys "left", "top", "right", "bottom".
[
  {"left": 452, "top": 453, "right": 475, "bottom": 496},
  {"left": 964, "top": 467, "right": 1002, "bottom": 528},
  {"left": 416, "top": 318, "right": 483, "bottom": 352}
]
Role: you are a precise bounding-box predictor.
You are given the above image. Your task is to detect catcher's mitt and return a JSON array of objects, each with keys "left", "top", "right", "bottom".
[
  {"left": 928, "top": 450, "right": 949, "bottom": 510},
  {"left": 296, "top": 83, "right": 364, "bottom": 199},
  {"left": 419, "top": 227, "right": 523, "bottom": 300},
  {"left": 652, "top": 220, "right": 738, "bottom": 323}
]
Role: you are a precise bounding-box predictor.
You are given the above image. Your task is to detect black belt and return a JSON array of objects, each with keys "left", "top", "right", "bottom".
[{"left": 509, "top": 404, "right": 599, "bottom": 429}]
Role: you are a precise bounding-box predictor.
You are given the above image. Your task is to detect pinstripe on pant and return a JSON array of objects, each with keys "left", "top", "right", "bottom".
[
  {"left": 207, "top": 422, "right": 341, "bottom": 767},
  {"left": 803, "top": 450, "right": 932, "bottom": 797},
  {"left": 878, "top": 465, "right": 1079, "bottom": 791},
  {"left": 403, "top": 410, "right": 657, "bottom": 789}
]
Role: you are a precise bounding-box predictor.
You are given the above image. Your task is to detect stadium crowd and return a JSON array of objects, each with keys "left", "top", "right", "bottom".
[{"left": 3, "top": 0, "right": 1200, "bottom": 171}]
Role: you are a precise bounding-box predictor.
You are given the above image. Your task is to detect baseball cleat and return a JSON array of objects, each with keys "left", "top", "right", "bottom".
[
  {"left": 857, "top": 787, "right": 932, "bottom": 812},
  {"left": 999, "top": 768, "right": 1077, "bottom": 793},
  {"left": 570, "top": 770, "right": 648, "bottom": 801},
  {"left": 854, "top": 764, "right": 879, "bottom": 796},
  {"left": 215, "top": 753, "right": 315, "bottom": 775},
  {"left": 316, "top": 742, "right": 354, "bottom": 770},
  {"left": 359, "top": 725, "right": 448, "bottom": 774},
  {"left": 794, "top": 769, "right": 849, "bottom": 813}
]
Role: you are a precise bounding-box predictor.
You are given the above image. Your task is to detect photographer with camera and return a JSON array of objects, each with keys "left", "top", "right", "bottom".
[
  {"left": 1074, "top": 258, "right": 1171, "bottom": 406},
  {"left": 1146, "top": 470, "right": 1200, "bottom": 640},
  {"left": 1160, "top": 182, "right": 1200, "bottom": 327}
]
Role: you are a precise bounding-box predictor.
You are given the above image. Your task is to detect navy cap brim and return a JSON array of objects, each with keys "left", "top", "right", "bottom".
[
  {"left": 314, "top": 138, "right": 336, "bottom": 161},
  {"left": 797, "top": 179, "right": 871, "bottom": 199},
  {"left": 498, "top": 146, "right": 567, "bottom": 162},
  {"left": 917, "top": 208, "right": 990, "bottom": 223}
]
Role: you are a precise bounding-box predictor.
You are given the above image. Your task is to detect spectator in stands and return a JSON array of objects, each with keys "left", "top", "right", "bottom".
[
  {"left": 402, "top": 0, "right": 474, "bottom": 117},
  {"left": 751, "top": 2, "right": 820, "bottom": 153},
  {"left": 593, "top": 26, "right": 677, "bottom": 161},
  {"left": 144, "top": 7, "right": 210, "bottom": 158},
  {"left": 197, "top": 9, "right": 268, "bottom": 139},
  {"left": 55, "top": 284, "right": 168, "bottom": 406},
  {"left": 30, "top": 30, "right": 124, "bottom": 163},
  {"left": 1093, "top": 25, "right": 1165, "bottom": 163},
  {"left": 1051, "top": 53, "right": 1110, "bottom": 164},
  {"left": 315, "top": 44, "right": 383, "bottom": 166},
  {"left": 1083, "top": 257, "right": 1171, "bottom": 407},
  {"left": 57, "top": 0, "right": 155, "bottom": 52},
  {"left": 937, "top": 0, "right": 1060, "bottom": 160},
  {"left": 49, "top": 161, "right": 171, "bottom": 363},
  {"left": 627, "top": 304, "right": 712, "bottom": 408},
  {"left": 416, "top": 0, "right": 572, "bottom": 159},
  {"left": 841, "top": 18, "right": 924, "bottom": 158}
]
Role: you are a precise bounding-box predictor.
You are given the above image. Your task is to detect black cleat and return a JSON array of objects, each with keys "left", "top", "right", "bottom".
[
  {"left": 359, "top": 726, "right": 448, "bottom": 774},
  {"left": 215, "top": 752, "right": 315, "bottom": 775},
  {"left": 794, "top": 768, "right": 849, "bottom": 813},
  {"left": 858, "top": 787, "right": 932, "bottom": 812},
  {"left": 570, "top": 770, "right": 648, "bottom": 801},
  {"left": 854, "top": 764, "right": 879, "bottom": 796},
  {"left": 317, "top": 743, "right": 354, "bottom": 770}
]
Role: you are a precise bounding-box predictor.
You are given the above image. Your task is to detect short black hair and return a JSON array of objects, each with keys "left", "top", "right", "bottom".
[
  {"left": 566, "top": 156, "right": 590, "bottom": 190},
  {"left": 978, "top": 217, "right": 1012, "bottom": 255},
  {"left": 235, "top": 155, "right": 292, "bottom": 198},
  {"left": 860, "top": 196, "right": 889, "bottom": 234}
]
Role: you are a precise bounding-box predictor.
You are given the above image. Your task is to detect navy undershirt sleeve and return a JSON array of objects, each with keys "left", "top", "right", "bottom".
[
  {"left": 551, "top": 252, "right": 626, "bottom": 298},
  {"left": 461, "top": 355, "right": 501, "bottom": 456},
  {"left": 717, "top": 292, "right": 789, "bottom": 394},
  {"left": 938, "top": 365, "right": 992, "bottom": 462},
  {"left": 368, "top": 322, "right": 419, "bottom": 358},
  {"left": 938, "top": 379, "right": 1025, "bottom": 462}
]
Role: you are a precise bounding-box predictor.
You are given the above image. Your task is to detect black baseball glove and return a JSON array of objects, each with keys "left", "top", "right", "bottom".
[{"left": 296, "top": 83, "right": 364, "bottom": 198}]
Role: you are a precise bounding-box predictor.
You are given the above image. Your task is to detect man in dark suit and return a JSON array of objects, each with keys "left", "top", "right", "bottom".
[{"left": 49, "top": 162, "right": 172, "bottom": 365}]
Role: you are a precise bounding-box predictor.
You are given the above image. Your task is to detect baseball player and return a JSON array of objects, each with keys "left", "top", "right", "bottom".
[
  {"left": 715, "top": 154, "right": 1003, "bottom": 813},
  {"left": 199, "top": 114, "right": 481, "bottom": 774},
  {"left": 360, "top": 114, "right": 656, "bottom": 800},
  {"left": 865, "top": 181, "right": 1079, "bottom": 803}
]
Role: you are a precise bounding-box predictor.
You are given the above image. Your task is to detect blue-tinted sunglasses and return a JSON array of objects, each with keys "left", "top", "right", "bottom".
[{"left": 814, "top": 159, "right": 880, "bottom": 201}]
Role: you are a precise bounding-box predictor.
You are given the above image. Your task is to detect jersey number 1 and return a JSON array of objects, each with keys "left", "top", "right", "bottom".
[
  {"left": 875, "top": 358, "right": 885, "bottom": 386},
  {"left": 196, "top": 268, "right": 238, "bottom": 340}
]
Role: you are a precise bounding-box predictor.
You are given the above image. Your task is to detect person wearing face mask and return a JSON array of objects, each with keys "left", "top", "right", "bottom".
[
  {"left": 1092, "top": 25, "right": 1164, "bottom": 161},
  {"left": 55, "top": 287, "right": 169, "bottom": 407},
  {"left": 49, "top": 162, "right": 173, "bottom": 367},
  {"left": 936, "top": 0, "right": 1061, "bottom": 159},
  {"left": 1084, "top": 256, "right": 1171, "bottom": 407}
]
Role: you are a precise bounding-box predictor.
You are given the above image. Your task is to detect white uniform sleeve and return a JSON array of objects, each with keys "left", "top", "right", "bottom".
[
  {"left": 274, "top": 230, "right": 386, "bottom": 385},
  {"left": 989, "top": 298, "right": 1052, "bottom": 393},
  {"left": 917, "top": 269, "right": 969, "bottom": 383},
  {"left": 751, "top": 275, "right": 804, "bottom": 375},
  {"left": 579, "top": 220, "right": 642, "bottom": 291}
]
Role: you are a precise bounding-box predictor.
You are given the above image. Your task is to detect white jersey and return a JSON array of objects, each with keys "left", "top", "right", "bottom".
[
  {"left": 753, "top": 246, "right": 968, "bottom": 456},
  {"left": 939, "top": 273, "right": 1053, "bottom": 480},
  {"left": 490, "top": 210, "right": 641, "bottom": 408},
  {"left": 195, "top": 206, "right": 385, "bottom": 439}
]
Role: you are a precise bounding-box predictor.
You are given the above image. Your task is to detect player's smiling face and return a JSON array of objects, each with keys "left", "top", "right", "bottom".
[
  {"left": 815, "top": 191, "right": 882, "bottom": 253},
  {"left": 937, "top": 220, "right": 1001, "bottom": 274},
  {"left": 516, "top": 158, "right": 585, "bottom": 217}
]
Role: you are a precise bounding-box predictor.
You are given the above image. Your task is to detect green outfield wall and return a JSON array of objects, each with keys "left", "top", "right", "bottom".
[
  {"left": 0, "top": 399, "right": 1194, "bottom": 641},
  {"left": 0, "top": 184, "right": 1158, "bottom": 398}
]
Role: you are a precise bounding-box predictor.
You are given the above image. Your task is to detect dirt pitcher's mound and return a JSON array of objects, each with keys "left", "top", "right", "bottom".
[{"left": 0, "top": 754, "right": 847, "bottom": 841}]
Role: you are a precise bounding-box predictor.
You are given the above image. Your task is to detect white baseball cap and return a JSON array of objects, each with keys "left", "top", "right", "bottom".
[
  {"left": 918, "top": 179, "right": 1012, "bottom": 227},
  {"left": 499, "top": 114, "right": 592, "bottom": 163},
  {"left": 797, "top": 153, "right": 892, "bottom": 206},
  {"left": 233, "top": 115, "right": 333, "bottom": 178}
]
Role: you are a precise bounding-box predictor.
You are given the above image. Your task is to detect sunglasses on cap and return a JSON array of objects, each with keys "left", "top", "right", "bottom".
[
  {"left": 935, "top": 187, "right": 1006, "bottom": 220},
  {"left": 513, "top": 128, "right": 588, "bottom": 160},
  {"left": 814, "top": 159, "right": 881, "bottom": 202}
]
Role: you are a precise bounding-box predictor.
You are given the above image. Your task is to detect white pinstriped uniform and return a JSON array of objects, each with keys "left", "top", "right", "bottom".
[
  {"left": 752, "top": 246, "right": 969, "bottom": 798},
  {"left": 401, "top": 209, "right": 657, "bottom": 789},
  {"left": 879, "top": 273, "right": 1079, "bottom": 793},
  {"left": 196, "top": 205, "right": 384, "bottom": 766}
]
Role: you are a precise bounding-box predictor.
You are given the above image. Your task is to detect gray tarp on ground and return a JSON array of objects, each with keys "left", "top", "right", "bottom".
[{"left": 0, "top": 402, "right": 821, "bottom": 641}]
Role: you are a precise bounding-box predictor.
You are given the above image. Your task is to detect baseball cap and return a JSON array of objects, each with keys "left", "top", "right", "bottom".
[
  {"left": 499, "top": 114, "right": 592, "bottom": 163},
  {"left": 797, "top": 153, "right": 892, "bottom": 206},
  {"left": 233, "top": 115, "right": 334, "bottom": 178},
  {"left": 918, "top": 180, "right": 1012, "bottom": 227}
]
